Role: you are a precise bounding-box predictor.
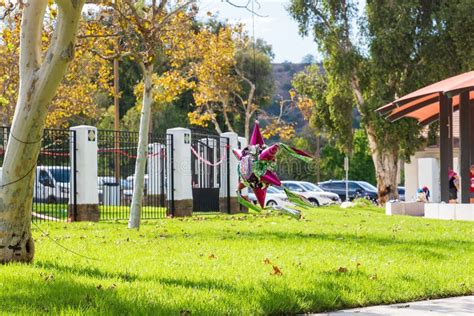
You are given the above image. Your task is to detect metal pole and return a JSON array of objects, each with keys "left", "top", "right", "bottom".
[
  {"left": 113, "top": 57, "right": 121, "bottom": 183},
  {"left": 459, "top": 90, "right": 470, "bottom": 203},
  {"left": 344, "top": 156, "right": 349, "bottom": 201},
  {"left": 439, "top": 93, "right": 451, "bottom": 202}
]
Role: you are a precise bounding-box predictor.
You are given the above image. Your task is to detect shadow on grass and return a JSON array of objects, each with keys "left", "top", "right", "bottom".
[
  {"left": 36, "top": 261, "right": 140, "bottom": 282},
  {"left": 3, "top": 266, "right": 362, "bottom": 314},
  {"left": 215, "top": 230, "right": 472, "bottom": 258},
  {"left": 0, "top": 277, "right": 177, "bottom": 315},
  {"left": 25, "top": 260, "right": 472, "bottom": 314}
]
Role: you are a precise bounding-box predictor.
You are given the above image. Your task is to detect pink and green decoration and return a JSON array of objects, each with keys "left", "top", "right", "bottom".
[{"left": 234, "top": 122, "right": 314, "bottom": 218}]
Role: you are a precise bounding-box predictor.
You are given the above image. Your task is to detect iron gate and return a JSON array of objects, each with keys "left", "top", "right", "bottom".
[
  {"left": 191, "top": 132, "right": 230, "bottom": 213},
  {"left": 97, "top": 130, "right": 173, "bottom": 220},
  {"left": 0, "top": 127, "right": 76, "bottom": 222}
]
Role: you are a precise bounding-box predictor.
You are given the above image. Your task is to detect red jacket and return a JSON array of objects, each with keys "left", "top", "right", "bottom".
[{"left": 471, "top": 172, "right": 474, "bottom": 192}]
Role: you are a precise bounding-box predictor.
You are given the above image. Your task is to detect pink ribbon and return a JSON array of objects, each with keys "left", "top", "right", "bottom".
[{"left": 190, "top": 146, "right": 226, "bottom": 167}]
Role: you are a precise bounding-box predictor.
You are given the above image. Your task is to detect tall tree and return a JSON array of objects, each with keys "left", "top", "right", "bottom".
[
  {"left": 95, "top": 1, "right": 198, "bottom": 229},
  {"left": 188, "top": 25, "right": 238, "bottom": 133},
  {"left": 189, "top": 31, "right": 275, "bottom": 140},
  {"left": 0, "top": 8, "right": 112, "bottom": 128},
  {"left": 288, "top": 0, "right": 474, "bottom": 204},
  {"left": 0, "top": 0, "right": 86, "bottom": 263}
]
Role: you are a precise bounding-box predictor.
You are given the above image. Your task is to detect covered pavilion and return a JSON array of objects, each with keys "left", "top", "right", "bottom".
[{"left": 377, "top": 71, "right": 474, "bottom": 203}]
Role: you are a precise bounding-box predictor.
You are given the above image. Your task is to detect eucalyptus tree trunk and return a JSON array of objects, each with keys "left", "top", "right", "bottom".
[
  {"left": 351, "top": 79, "right": 399, "bottom": 205},
  {"left": 129, "top": 64, "right": 154, "bottom": 229},
  {"left": 0, "top": 0, "right": 84, "bottom": 263},
  {"left": 244, "top": 111, "right": 251, "bottom": 141},
  {"left": 366, "top": 125, "right": 399, "bottom": 205}
]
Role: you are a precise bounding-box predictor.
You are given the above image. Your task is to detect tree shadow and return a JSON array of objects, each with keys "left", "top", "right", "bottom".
[
  {"left": 0, "top": 277, "right": 177, "bottom": 315},
  {"left": 23, "top": 260, "right": 472, "bottom": 314},
  {"left": 35, "top": 260, "right": 139, "bottom": 282},
  {"left": 211, "top": 230, "right": 472, "bottom": 259}
]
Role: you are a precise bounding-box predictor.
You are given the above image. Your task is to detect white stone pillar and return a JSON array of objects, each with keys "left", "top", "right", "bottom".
[
  {"left": 418, "top": 157, "right": 440, "bottom": 202},
  {"left": 166, "top": 128, "right": 193, "bottom": 216},
  {"left": 238, "top": 136, "right": 247, "bottom": 150},
  {"left": 220, "top": 132, "right": 245, "bottom": 213},
  {"left": 69, "top": 126, "right": 99, "bottom": 221},
  {"left": 404, "top": 158, "right": 418, "bottom": 202},
  {"left": 147, "top": 143, "right": 164, "bottom": 195},
  {"left": 237, "top": 136, "right": 249, "bottom": 196}
]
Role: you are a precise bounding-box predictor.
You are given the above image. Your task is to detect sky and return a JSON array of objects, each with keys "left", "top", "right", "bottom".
[{"left": 197, "top": 0, "right": 319, "bottom": 63}]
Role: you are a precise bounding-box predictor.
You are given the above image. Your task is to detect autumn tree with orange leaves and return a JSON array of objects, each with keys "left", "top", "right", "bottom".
[{"left": 0, "top": 4, "right": 112, "bottom": 128}]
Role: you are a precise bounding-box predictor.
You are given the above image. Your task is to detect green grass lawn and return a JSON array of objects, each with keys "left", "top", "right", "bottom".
[
  {"left": 31, "top": 204, "right": 166, "bottom": 221},
  {"left": 1, "top": 206, "right": 473, "bottom": 315}
]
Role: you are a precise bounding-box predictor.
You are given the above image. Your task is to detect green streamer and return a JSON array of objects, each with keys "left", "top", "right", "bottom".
[
  {"left": 283, "top": 188, "right": 313, "bottom": 209},
  {"left": 279, "top": 143, "right": 313, "bottom": 164},
  {"left": 237, "top": 190, "right": 262, "bottom": 213}
]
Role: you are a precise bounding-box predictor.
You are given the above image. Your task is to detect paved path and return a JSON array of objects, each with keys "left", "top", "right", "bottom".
[{"left": 316, "top": 296, "right": 473, "bottom": 315}]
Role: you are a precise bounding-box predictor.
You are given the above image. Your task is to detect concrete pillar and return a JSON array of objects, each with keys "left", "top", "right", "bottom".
[
  {"left": 221, "top": 132, "right": 245, "bottom": 214},
  {"left": 237, "top": 136, "right": 249, "bottom": 198},
  {"left": 238, "top": 136, "right": 247, "bottom": 150},
  {"left": 418, "top": 157, "right": 440, "bottom": 202},
  {"left": 404, "top": 158, "right": 418, "bottom": 202},
  {"left": 166, "top": 128, "right": 192, "bottom": 217},
  {"left": 453, "top": 156, "right": 461, "bottom": 203},
  {"left": 146, "top": 143, "right": 164, "bottom": 206},
  {"left": 69, "top": 126, "right": 99, "bottom": 221}
]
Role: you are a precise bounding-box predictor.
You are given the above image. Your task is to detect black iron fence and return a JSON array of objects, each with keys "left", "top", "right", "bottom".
[
  {"left": 97, "top": 130, "right": 173, "bottom": 220},
  {"left": 191, "top": 132, "right": 230, "bottom": 213},
  {"left": 0, "top": 127, "right": 76, "bottom": 222},
  {"left": 0, "top": 126, "right": 234, "bottom": 221}
]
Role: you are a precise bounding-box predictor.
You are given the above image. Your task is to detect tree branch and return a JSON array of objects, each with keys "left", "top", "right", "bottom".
[
  {"left": 19, "top": 0, "right": 47, "bottom": 78},
  {"left": 34, "top": 0, "right": 85, "bottom": 109},
  {"left": 224, "top": 0, "right": 268, "bottom": 17}
]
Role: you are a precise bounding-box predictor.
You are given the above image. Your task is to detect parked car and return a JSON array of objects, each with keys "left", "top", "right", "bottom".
[
  {"left": 398, "top": 186, "right": 405, "bottom": 201},
  {"left": 0, "top": 165, "right": 71, "bottom": 203},
  {"left": 281, "top": 181, "right": 341, "bottom": 206},
  {"left": 248, "top": 186, "right": 292, "bottom": 207},
  {"left": 34, "top": 166, "right": 71, "bottom": 203},
  {"left": 123, "top": 175, "right": 149, "bottom": 200},
  {"left": 318, "top": 180, "right": 378, "bottom": 203}
]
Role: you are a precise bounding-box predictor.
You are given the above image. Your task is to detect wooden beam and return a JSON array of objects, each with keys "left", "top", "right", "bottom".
[
  {"left": 447, "top": 97, "right": 453, "bottom": 170},
  {"left": 418, "top": 103, "right": 460, "bottom": 126},
  {"left": 459, "top": 90, "right": 470, "bottom": 203},
  {"left": 439, "top": 94, "right": 451, "bottom": 202},
  {"left": 387, "top": 96, "right": 439, "bottom": 122},
  {"left": 470, "top": 99, "right": 474, "bottom": 165}
]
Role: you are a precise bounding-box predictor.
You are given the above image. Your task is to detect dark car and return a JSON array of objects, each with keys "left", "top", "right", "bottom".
[
  {"left": 398, "top": 186, "right": 405, "bottom": 201},
  {"left": 318, "top": 180, "right": 378, "bottom": 203}
]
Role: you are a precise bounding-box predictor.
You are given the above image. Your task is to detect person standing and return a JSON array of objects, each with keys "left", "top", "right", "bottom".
[
  {"left": 448, "top": 168, "right": 460, "bottom": 204},
  {"left": 422, "top": 186, "right": 430, "bottom": 202},
  {"left": 470, "top": 165, "right": 474, "bottom": 203}
]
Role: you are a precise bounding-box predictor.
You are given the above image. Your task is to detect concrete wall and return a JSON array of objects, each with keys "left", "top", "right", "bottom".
[
  {"left": 417, "top": 158, "right": 440, "bottom": 202},
  {"left": 405, "top": 149, "right": 462, "bottom": 203}
]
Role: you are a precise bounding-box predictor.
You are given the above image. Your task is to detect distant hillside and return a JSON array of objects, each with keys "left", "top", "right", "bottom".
[
  {"left": 269, "top": 62, "right": 359, "bottom": 133},
  {"left": 268, "top": 62, "right": 321, "bottom": 132},
  {"left": 272, "top": 62, "right": 310, "bottom": 100}
]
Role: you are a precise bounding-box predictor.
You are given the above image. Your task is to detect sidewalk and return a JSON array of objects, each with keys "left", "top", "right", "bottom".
[{"left": 316, "top": 296, "right": 473, "bottom": 315}]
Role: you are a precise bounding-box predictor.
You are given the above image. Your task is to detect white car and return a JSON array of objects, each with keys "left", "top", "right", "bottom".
[
  {"left": 248, "top": 186, "right": 293, "bottom": 207},
  {"left": 0, "top": 166, "right": 71, "bottom": 203},
  {"left": 281, "top": 181, "right": 341, "bottom": 206},
  {"left": 123, "top": 175, "right": 149, "bottom": 200}
]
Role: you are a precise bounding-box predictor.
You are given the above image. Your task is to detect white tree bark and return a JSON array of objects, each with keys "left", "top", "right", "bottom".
[
  {"left": 129, "top": 64, "right": 154, "bottom": 229},
  {"left": 0, "top": 0, "right": 85, "bottom": 263},
  {"left": 366, "top": 125, "right": 399, "bottom": 205},
  {"left": 350, "top": 77, "right": 399, "bottom": 205}
]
